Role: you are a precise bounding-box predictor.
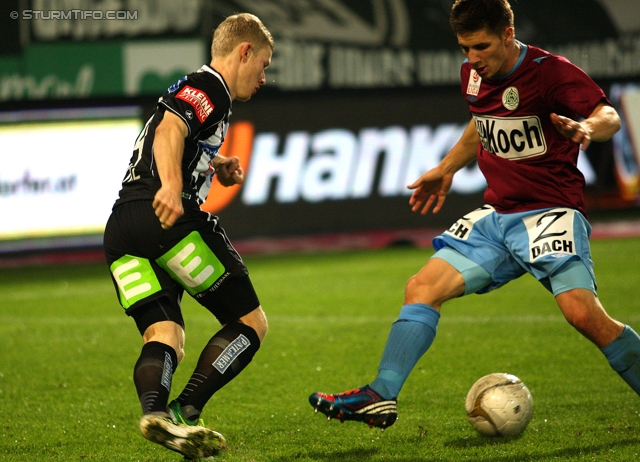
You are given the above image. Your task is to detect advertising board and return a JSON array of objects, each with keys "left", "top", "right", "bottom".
[{"left": 0, "top": 107, "right": 141, "bottom": 249}]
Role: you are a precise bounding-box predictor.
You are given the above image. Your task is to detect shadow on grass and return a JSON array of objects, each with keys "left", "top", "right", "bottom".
[
  {"left": 269, "top": 448, "right": 380, "bottom": 461},
  {"left": 444, "top": 434, "right": 525, "bottom": 448},
  {"left": 445, "top": 436, "right": 640, "bottom": 461}
]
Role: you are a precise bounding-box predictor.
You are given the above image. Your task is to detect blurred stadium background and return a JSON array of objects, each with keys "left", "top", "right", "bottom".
[{"left": 1, "top": 0, "right": 639, "bottom": 266}]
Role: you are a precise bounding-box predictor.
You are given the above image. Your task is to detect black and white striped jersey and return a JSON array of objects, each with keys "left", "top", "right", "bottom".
[{"left": 114, "top": 64, "right": 232, "bottom": 209}]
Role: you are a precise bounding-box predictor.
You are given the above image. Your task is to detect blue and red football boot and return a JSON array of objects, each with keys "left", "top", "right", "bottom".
[{"left": 309, "top": 385, "right": 397, "bottom": 430}]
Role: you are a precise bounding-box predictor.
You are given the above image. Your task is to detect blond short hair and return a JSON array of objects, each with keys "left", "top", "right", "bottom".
[{"left": 211, "top": 13, "right": 274, "bottom": 59}]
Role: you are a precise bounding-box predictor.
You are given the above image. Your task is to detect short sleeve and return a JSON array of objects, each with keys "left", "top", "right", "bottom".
[
  {"left": 161, "top": 83, "right": 217, "bottom": 137},
  {"left": 539, "top": 56, "right": 609, "bottom": 118}
]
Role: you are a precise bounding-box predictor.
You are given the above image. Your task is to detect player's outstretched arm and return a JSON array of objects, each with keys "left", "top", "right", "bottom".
[
  {"left": 408, "top": 119, "right": 479, "bottom": 215},
  {"left": 152, "top": 111, "right": 188, "bottom": 229},
  {"left": 550, "top": 103, "right": 621, "bottom": 151}
]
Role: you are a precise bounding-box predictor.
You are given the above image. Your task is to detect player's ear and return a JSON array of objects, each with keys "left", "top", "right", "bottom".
[
  {"left": 240, "top": 43, "right": 252, "bottom": 62},
  {"left": 503, "top": 27, "right": 514, "bottom": 44}
]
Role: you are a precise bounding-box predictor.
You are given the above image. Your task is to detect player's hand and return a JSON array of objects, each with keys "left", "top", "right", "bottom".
[
  {"left": 214, "top": 155, "right": 245, "bottom": 187},
  {"left": 407, "top": 168, "right": 454, "bottom": 215},
  {"left": 152, "top": 186, "right": 184, "bottom": 229},
  {"left": 550, "top": 113, "right": 592, "bottom": 150}
]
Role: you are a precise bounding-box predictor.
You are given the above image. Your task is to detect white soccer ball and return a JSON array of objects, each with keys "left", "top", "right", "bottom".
[{"left": 465, "top": 372, "right": 533, "bottom": 437}]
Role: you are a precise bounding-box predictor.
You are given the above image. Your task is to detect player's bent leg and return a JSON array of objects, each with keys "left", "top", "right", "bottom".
[
  {"left": 132, "top": 299, "right": 186, "bottom": 417},
  {"left": 310, "top": 251, "right": 483, "bottom": 430},
  {"left": 378, "top": 250, "right": 486, "bottom": 397},
  {"left": 369, "top": 256, "right": 467, "bottom": 400},
  {"left": 553, "top": 263, "right": 640, "bottom": 396},
  {"left": 137, "top": 321, "right": 232, "bottom": 457},
  {"left": 171, "top": 320, "right": 262, "bottom": 422},
  {"left": 557, "top": 288, "right": 640, "bottom": 395}
]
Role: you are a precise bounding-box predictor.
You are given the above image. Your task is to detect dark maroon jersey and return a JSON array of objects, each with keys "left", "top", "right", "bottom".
[{"left": 461, "top": 43, "right": 610, "bottom": 215}]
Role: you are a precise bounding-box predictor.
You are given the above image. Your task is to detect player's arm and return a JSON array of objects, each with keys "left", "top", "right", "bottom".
[
  {"left": 550, "top": 103, "right": 621, "bottom": 150},
  {"left": 408, "top": 118, "right": 479, "bottom": 214},
  {"left": 152, "top": 111, "right": 188, "bottom": 229}
]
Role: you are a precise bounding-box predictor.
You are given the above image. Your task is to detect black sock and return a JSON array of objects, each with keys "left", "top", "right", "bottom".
[
  {"left": 133, "top": 341, "right": 178, "bottom": 415},
  {"left": 176, "top": 322, "right": 260, "bottom": 420}
]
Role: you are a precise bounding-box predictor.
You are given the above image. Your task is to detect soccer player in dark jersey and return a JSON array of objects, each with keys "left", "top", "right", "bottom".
[
  {"left": 310, "top": 0, "right": 640, "bottom": 430},
  {"left": 103, "top": 13, "right": 273, "bottom": 458}
]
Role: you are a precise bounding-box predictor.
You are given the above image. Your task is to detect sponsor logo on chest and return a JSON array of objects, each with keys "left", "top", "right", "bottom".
[
  {"left": 176, "top": 85, "right": 214, "bottom": 123},
  {"left": 472, "top": 114, "right": 547, "bottom": 160},
  {"left": 466, "top": 69, "right": 482, "bottom": 96}
]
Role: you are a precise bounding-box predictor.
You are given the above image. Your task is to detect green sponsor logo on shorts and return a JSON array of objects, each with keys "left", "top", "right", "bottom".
[
  {"left": 110, "top": 255, "right": 161, "bottom": 309},
  {"left": 156, "top": 231, "right": 225, "bottom": 295}
]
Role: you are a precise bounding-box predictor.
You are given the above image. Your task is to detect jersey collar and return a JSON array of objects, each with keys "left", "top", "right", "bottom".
[
  {"left": 493, "top": 41, "right": 528, "bottom": 80},
  {"left": 200, "top": 64, "right": 232, "bottom": 103}
]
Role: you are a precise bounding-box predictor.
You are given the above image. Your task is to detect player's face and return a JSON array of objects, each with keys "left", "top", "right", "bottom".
[
  {"left": 457, "top": 27, "right": 516, "bottom": 78},
  {"left": 236, "top": 45, "right": 271, "bottom": 102}
]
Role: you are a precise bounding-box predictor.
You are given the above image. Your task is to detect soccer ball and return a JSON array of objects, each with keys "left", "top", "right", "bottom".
[{"left": 465, "top": 373, "right": 533, "bottom": 437}]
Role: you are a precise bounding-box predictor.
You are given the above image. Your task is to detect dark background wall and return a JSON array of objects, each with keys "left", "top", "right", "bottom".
[{"left": 1, "top": 0, "right": 638, "bottom": 250}]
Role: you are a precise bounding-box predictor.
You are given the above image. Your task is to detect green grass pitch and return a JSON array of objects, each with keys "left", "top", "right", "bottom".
[{"left": 1, "top": 238, "right": 639, "bottom": 461}]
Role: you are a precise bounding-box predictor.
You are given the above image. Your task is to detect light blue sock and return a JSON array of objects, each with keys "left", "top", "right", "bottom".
[
  {"left": 601, "top": 325, "right": 640, "bottom": 396},
  {"left": 370, "top": 303, "right": 440, "bottom": 399}
]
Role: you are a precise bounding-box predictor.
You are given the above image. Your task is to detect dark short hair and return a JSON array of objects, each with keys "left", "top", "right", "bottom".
[{"left": 450, "top": 0, "right": 514, "bottom": 37}]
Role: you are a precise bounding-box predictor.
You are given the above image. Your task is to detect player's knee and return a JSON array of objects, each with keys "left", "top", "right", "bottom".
[
  {"left": 255, "top": 315, "right": 268, "bottom": 341},
  {"left": 405, "top": 274, "right": 439, "bottom": 307},
  {"left": 239, "top": 306, "right": 268, "bottom": 342},
  {"left": 405, "top": 269, "right": 462, "bottom": 308},
  {"left": 405, "top": 274, "right": 425, "bottom": 298},
  {"left": 174, "top": 347, "right": 185, "bottom": 363},
  {"left": 143, "top": 321, "right": 185, "bottom": 363}
]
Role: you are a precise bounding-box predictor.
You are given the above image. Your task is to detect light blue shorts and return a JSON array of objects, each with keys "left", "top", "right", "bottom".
[{"left": 431, "top": 205, "right": 596, "bottom": 296}]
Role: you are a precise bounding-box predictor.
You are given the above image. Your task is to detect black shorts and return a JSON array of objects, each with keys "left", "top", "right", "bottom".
[{"left": 104, "top": 200, "right": 260, "bottom": 327}]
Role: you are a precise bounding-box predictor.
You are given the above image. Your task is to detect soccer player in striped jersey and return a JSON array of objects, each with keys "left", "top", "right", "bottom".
[{"left": 104, "top": 13, "right": 273, "bottom": 458}]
